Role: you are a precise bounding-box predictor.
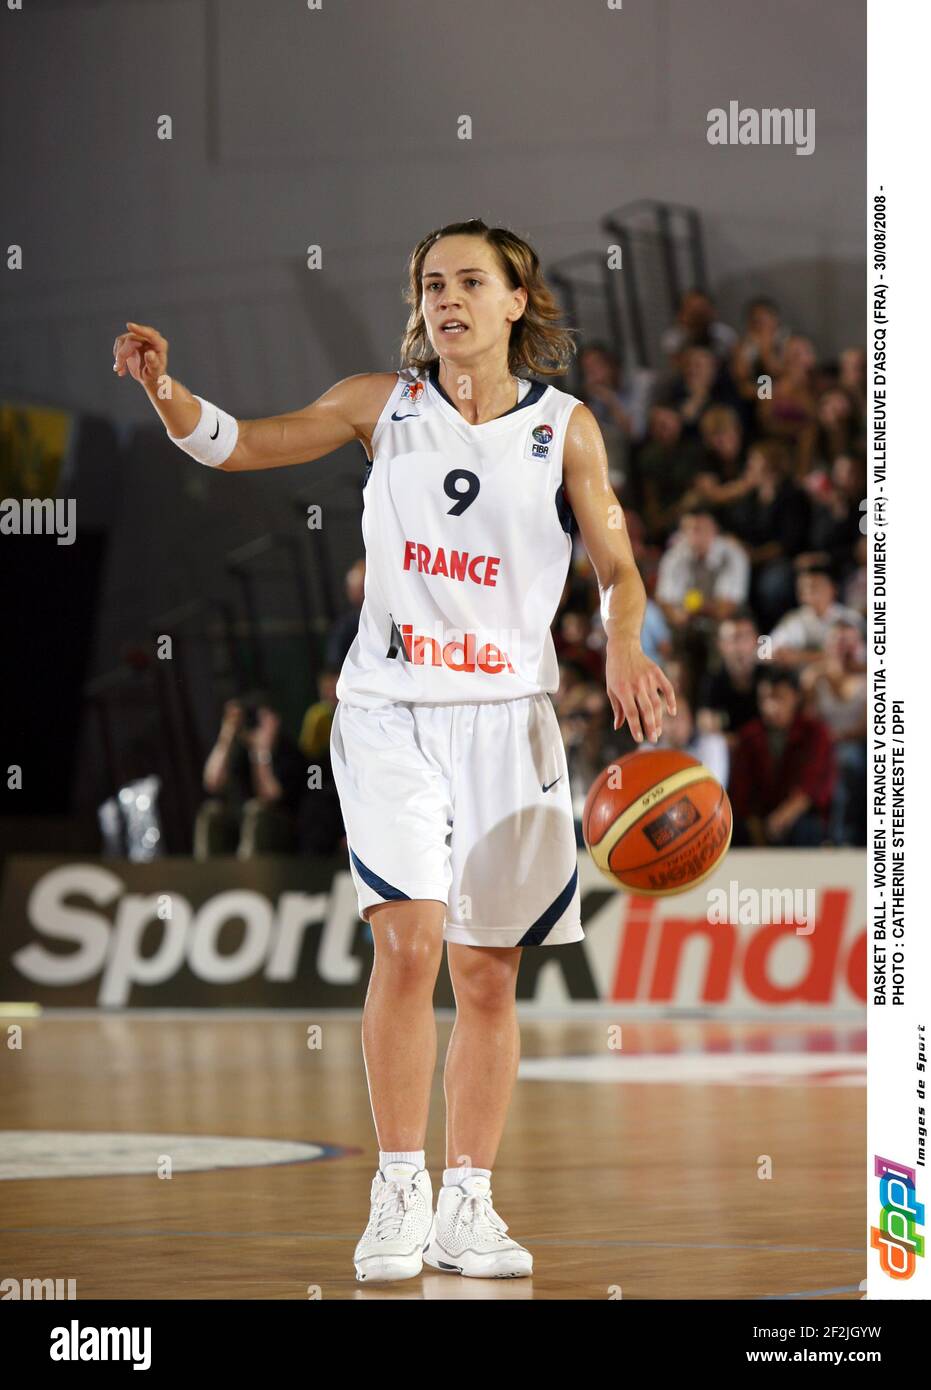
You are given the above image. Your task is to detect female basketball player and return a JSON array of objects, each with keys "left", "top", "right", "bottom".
[{"left": 113, "top": 219, "right": 676, "bottom": 1282}]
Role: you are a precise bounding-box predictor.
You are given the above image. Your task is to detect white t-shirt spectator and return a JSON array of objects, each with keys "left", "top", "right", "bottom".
[
  {"left": 656, "top": 535, "right": 750, "bottom": 608},
  {"left": 770, "top": 603, "right": 865, "bottom": 654}
]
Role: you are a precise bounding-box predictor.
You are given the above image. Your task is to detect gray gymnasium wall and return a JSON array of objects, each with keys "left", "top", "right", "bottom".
[{"left": 2, "top": 0, "right": 866, "bottom": 687}]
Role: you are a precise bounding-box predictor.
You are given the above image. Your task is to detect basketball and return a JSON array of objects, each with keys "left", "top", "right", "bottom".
[{"left": 582, "top": 749, "right": 732, "bottom": 896}]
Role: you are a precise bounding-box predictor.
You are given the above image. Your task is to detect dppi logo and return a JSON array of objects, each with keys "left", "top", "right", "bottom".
[{"left": 870, "top": 1155, "right": 925, "bottom": 1278}]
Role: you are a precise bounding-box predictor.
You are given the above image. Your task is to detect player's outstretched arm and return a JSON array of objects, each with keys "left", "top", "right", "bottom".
[
  {"left": 223, "top": 373, "right": 397, "bottom": 472},
  {"left": 112, "top": 320, "right": 395, "bottom": 470}
]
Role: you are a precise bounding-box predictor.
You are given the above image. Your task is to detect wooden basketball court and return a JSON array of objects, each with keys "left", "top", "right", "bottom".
[{"left": 0, "top": 1011, "right": 864, "bottom": 1300}]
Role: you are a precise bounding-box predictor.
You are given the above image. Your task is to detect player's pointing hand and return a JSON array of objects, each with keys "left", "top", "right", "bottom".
[{"left": 112, "top": 321, "right": 169, "bottom": 389}]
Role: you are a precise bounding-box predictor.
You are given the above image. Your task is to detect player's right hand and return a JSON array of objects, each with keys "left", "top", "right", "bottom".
[{"left": 112, "top": 321, "right": 168, "bottom": 389}]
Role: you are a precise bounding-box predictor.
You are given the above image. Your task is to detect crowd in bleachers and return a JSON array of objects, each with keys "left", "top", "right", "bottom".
[
  {"left": 194, "top": 289, "right": 867, "bottom": 859},
  {"left": 559, "top": 289, "right": 867, "bottom": 848}
]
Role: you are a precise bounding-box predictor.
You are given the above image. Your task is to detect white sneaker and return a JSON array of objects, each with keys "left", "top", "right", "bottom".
[
  {"left": 422, "top": 1174, "right": 533, "bottom": 1278},
  {"left": 353, "top": 1162, "right": 434, "bottom": 1282}
]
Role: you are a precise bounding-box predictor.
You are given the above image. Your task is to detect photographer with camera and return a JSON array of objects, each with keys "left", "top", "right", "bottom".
[{"left": 195, "top": 691, "right": 305, "bottom": 859}]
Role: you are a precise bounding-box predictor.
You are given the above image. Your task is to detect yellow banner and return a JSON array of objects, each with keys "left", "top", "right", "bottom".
[{"left": 0, "top": 401, "right": 74, "bottom": 498}]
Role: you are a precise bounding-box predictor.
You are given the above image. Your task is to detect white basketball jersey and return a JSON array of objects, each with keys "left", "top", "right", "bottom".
[{"left": 335, "top": 363, "right": 583, "bottom": 707}]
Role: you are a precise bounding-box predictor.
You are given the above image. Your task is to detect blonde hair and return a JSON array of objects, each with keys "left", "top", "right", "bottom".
[{"left": 398, "top": 219, "right": 576, "bottom": 378}]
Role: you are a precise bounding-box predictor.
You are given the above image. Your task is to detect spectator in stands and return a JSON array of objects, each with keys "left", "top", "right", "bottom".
[
  {"left": 325, "top": 557, "right": 365, "bottom": 671},
  {"left": 757, "top": 335, "right": 819, "bottom": 473},
  {"left": 800, "top": 449, "right": 867, "bottom": 576},
  {"left": 636, "top": 406, "right": 707, "bottom": 541},
  {"left": 682, "top": 405, "right": 747, "bottom": 515},
  {"left": 726, "top": 438, "right": 811, "bottom": 629},
  {"left": 812, "top": 385, "right": 863, "bottom": 472},
  {"left": 195, "top": 692, "right": 306, "bottom": 859},
  {"left": 729, "top": 666, "right": 836, "bottom": 846},
  {"left": 770, "top": 564, "right": 864, "bottom": 665},
  {"left": 730, "top": 296, "right": 789, "bottom": 403},
  {"left": 554, "top": 608, "right": 604, "bottom": 682},
  {"left": 695, "top": 609, "right": 761, "bottom": 742},
  {"left": 654, "top": 346, "right": 743, "bottom": 438},
  {"left": 800, "top": 619, "right": 867, "bottom": 845},
  {"left": 579, "top": 342, "right": 652, "bottom": 501},
  {"left": 299, "top": 670, "right": 339, "bottom": 760},
  {"left": 655, "top": 507, "right": 750, "bottom": 627},
  {"left": 660, "top": 289, "right": 738, "bottom": 364},
  {"left": 656, "top": 507, "right": 751, "bottom": 693}
]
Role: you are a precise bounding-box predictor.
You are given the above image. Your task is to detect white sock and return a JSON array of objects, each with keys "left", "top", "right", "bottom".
[
  {"left": 380, "top": 1149, "right": 424, "bottom": 1171},
  {"left": 443, "top": 1165, "right": 492, "bottom": 1186}
]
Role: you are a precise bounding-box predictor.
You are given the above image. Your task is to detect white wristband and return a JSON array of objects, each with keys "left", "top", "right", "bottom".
[{"left": 171, "top": 395, "right": 239, "bottom": 468}]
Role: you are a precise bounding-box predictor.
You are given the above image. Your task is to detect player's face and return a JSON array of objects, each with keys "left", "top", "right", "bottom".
[{"left": 421, "top": 236, "right": 527, "bottom": 367}]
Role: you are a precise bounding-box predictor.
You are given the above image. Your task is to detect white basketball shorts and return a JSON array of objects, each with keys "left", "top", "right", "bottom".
[{"left": 329, "top": 694, "right": 583, "bottom": 947}]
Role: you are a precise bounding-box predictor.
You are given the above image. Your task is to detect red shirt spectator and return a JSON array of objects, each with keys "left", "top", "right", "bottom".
[
  {"left": 729, "top": 666, "right": 836, "bottom": 846},
  {"left": 730, "top": 712, "right": 836, "bottom": 823}
]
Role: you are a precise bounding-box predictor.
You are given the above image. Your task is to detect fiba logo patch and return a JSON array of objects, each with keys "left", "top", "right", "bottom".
[{"left": 526, "top": 423, "right": 553, "bottom": 461}]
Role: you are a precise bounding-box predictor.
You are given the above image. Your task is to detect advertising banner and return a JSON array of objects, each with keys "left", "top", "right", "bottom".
[{"left": 0, "top": 849, "right": 865, "bottom": 1011}]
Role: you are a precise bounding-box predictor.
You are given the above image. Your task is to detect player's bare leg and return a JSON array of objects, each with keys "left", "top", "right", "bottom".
[
  {"left": 424, "top": 943, "right": 533, "bottom": 1276},
  {"left": 353, "top": 898, "right": 445, "bottom": 1281},
  {"left": 362, "top": 899, "right": 446, "bottom": 1148},
  {"left": 443, "top": 943, "right": 522, "bottom": 1169}
]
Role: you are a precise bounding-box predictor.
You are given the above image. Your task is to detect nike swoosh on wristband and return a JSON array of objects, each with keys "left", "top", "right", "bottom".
[
  {"left": 210, "top": 417, "right": 220, "bottom": 440},
  {"left": 542, "top": 776, "right": 563, "bottom": 793}
]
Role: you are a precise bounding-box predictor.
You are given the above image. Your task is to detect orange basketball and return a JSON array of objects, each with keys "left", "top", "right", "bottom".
[{"left": 582, "top": 749, "right": 732, "bottom": 896}]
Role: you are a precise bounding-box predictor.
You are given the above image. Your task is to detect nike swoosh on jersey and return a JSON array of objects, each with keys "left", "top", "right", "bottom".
[
  {"left": 542, "top": 776, "right": 563, "bottom": 793},
  {"left": 391, "top": 411, "right": 420, "bottom": 421}
]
